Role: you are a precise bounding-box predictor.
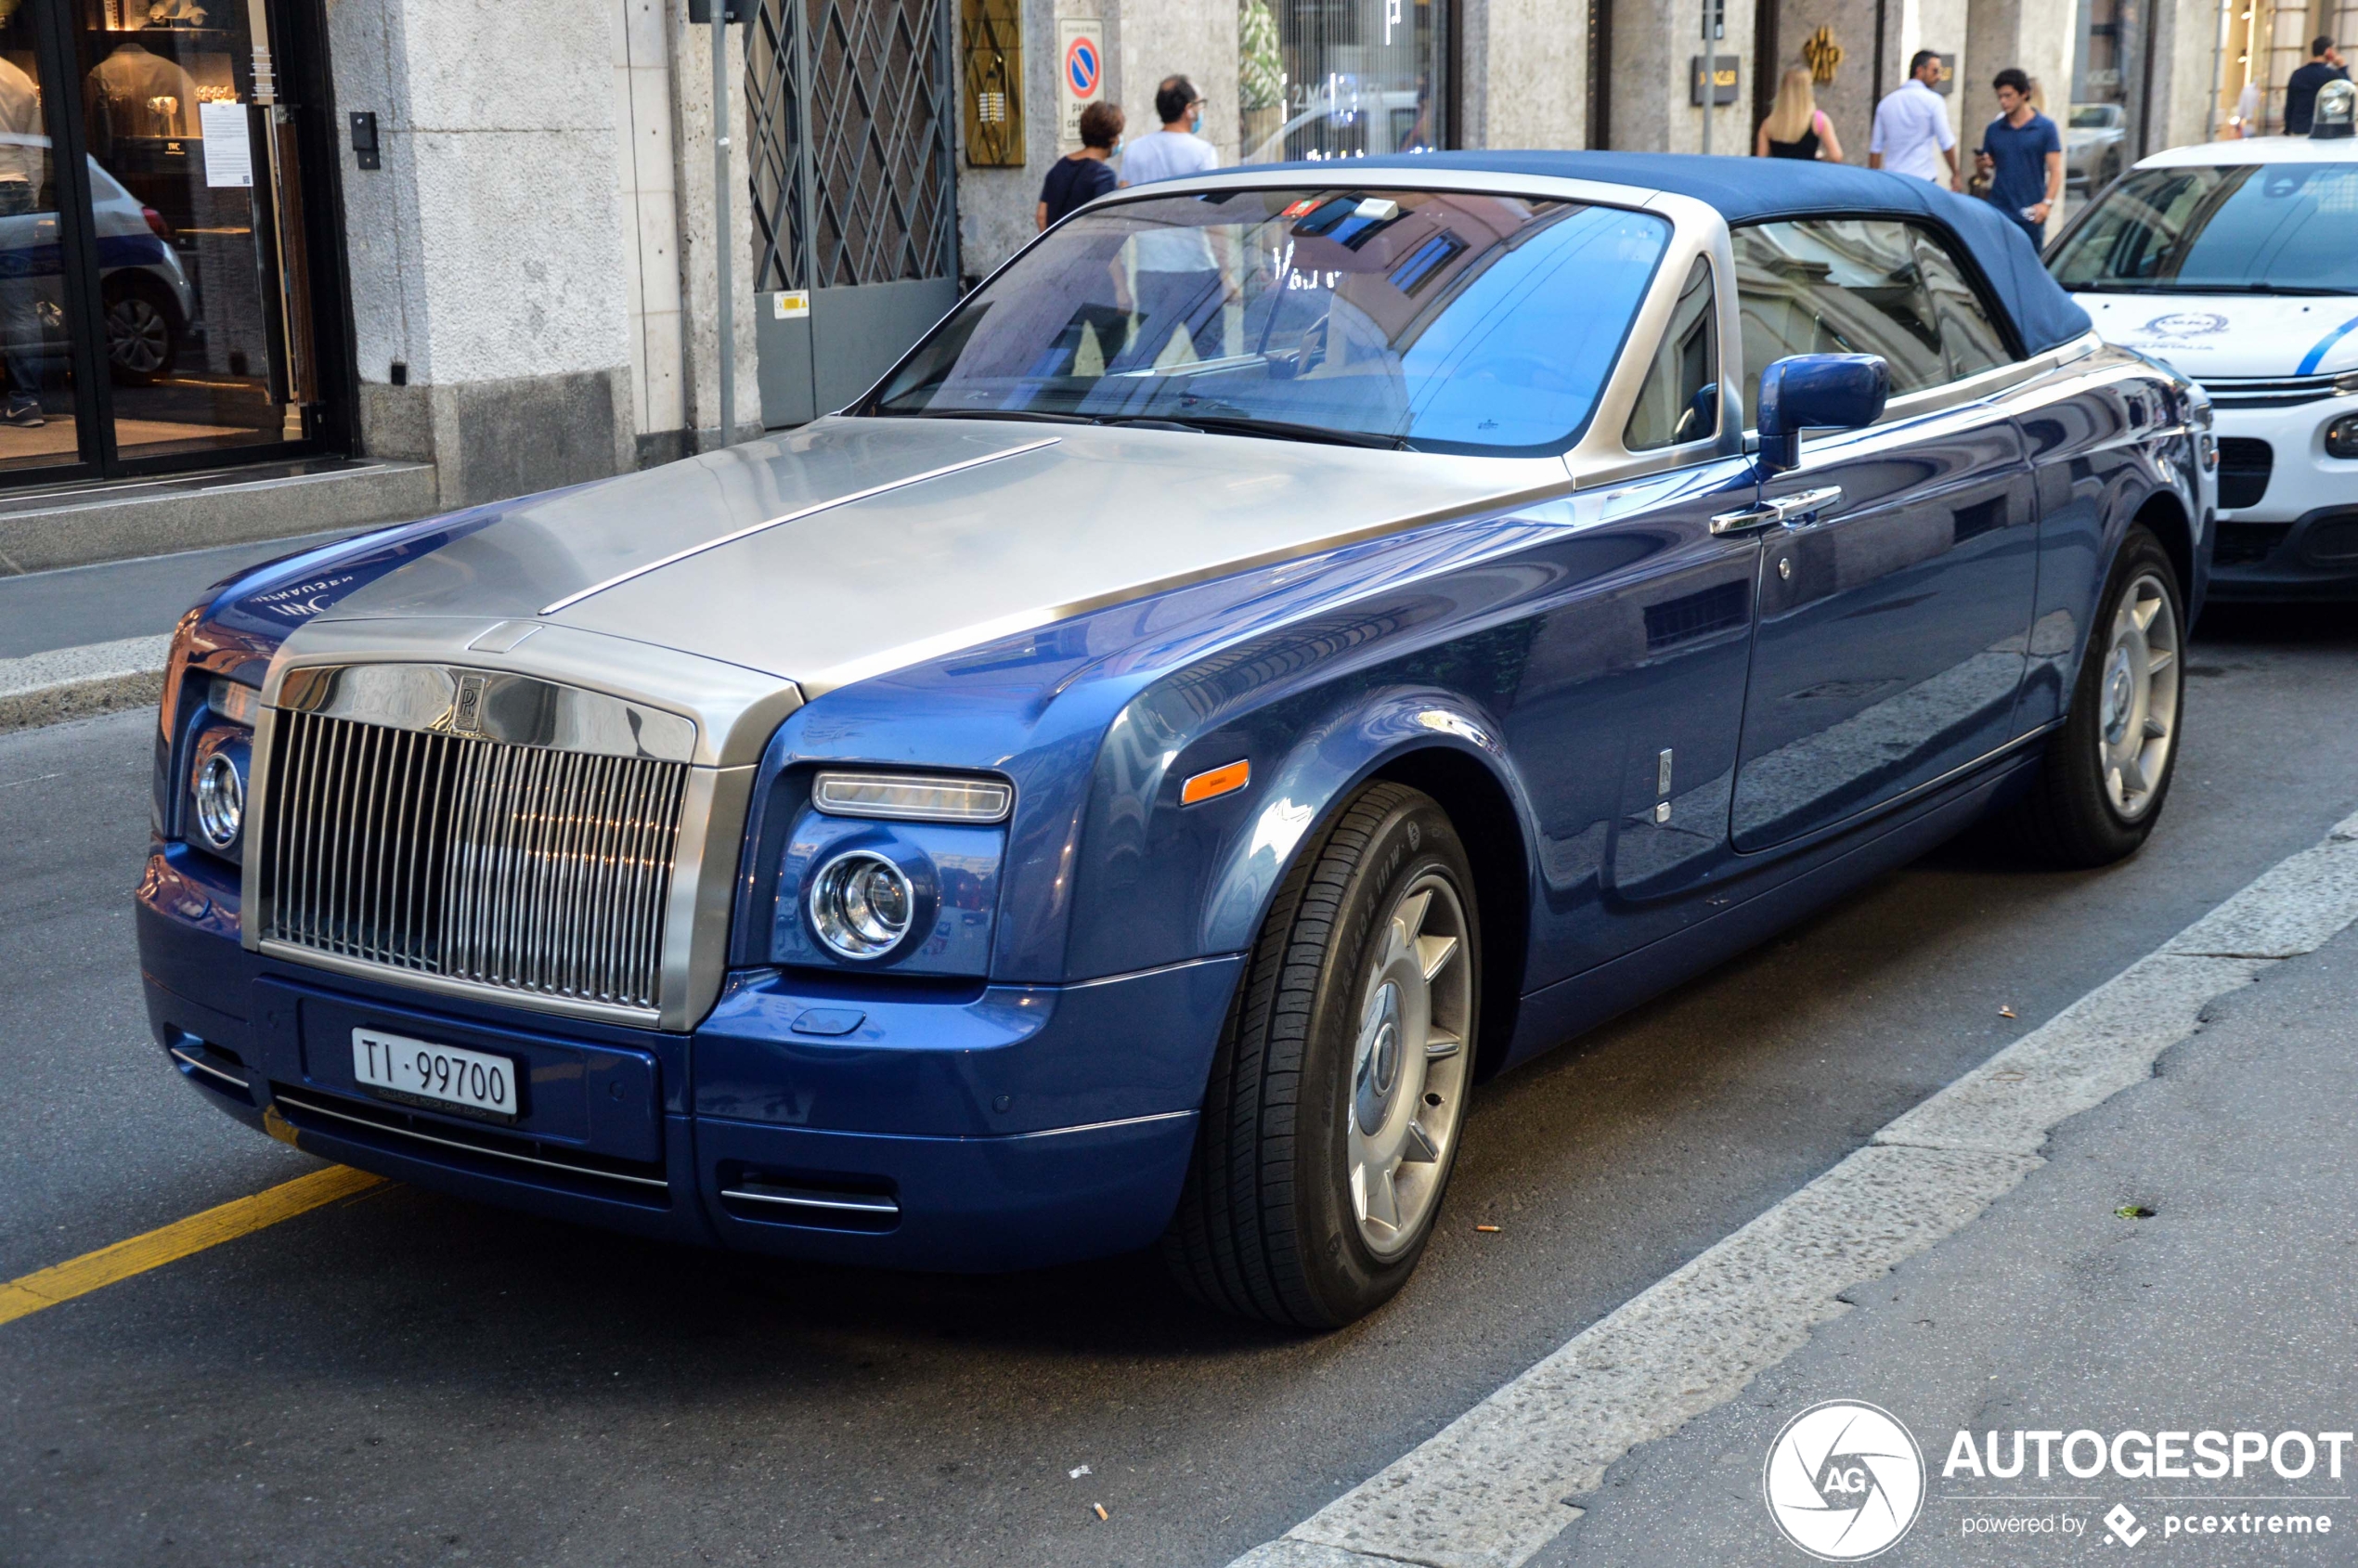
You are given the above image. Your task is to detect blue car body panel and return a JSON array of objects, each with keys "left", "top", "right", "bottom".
[{"left": 135, "top": 157, "right": 2211, "bottom": 1274}]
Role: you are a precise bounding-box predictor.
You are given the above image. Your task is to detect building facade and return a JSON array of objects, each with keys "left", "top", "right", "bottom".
[{"left": 0, "top": 0, "right": 2289, "bottom": 547}]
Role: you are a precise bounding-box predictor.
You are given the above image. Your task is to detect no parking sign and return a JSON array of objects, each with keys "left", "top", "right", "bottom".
[{"left": 1056, "top": 16, "right": 1101, "bottom": 147}]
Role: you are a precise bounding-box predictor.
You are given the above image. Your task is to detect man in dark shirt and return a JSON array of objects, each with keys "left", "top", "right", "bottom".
[
  {"left": 2287, "top": 37, "right": 2351, "bottom": 136},
  {"left": 1975, "top": 69, "right": 2063, "bottom": 246},
  {"left": 1037, "top": 101, "right": 1124, "bottom": 230}
]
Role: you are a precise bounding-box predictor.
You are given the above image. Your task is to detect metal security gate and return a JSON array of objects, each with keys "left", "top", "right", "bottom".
[{"left": 749, "top": 0, "right": 960, "bottom": 426}]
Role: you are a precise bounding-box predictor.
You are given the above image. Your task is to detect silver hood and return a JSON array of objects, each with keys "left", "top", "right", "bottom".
[{"left": 310, "top": 415, "right": 1572, "bottom": 701}]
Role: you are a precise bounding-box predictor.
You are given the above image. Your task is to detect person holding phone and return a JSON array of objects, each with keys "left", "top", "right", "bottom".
[{"left": 1975, "top": 68, "right": 2063, "bottom": 245}]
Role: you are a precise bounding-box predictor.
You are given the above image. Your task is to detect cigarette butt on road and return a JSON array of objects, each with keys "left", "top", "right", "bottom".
[
  {"left": 1999, "top": 1005, "right": 2016, "bottom": 1018},
  {"left": 1475, "top": 1224, "right": 1501, "bottom": 1233},
  {"left": 1094, "top": 1503, "right": 1109, "bottom": 1521}
]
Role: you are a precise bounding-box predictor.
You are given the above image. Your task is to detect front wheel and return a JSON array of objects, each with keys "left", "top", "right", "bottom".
[
  {"left": 1996, "top": 525, "right": 2184, "bottom": 866},
  {"left": 1162, "top": 782, "right": 1479, "bottom": 1328}
]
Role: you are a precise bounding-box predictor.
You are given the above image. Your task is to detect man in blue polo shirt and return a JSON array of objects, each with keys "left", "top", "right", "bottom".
[{"left": 1975, "top": 68, "right": 2063, "bottom": 246}]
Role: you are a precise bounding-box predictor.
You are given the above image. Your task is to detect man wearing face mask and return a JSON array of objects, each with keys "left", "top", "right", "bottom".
[{"left": 1110, "top": 75, "right": 1224, "bottom": 364}]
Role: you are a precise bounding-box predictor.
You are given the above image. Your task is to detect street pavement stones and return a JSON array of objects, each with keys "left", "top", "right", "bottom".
[{"left": 1232, "top": 811, "right": 2358, "bottom": 1568}]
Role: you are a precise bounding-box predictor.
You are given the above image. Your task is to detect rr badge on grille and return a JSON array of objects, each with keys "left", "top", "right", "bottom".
[{"left": 449, "top": 672, "right": 488, "bottom": 736}]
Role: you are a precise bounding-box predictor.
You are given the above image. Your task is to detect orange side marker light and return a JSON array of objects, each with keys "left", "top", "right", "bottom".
[{"left": 1180, "top": 758, "right": 1251, "bottom": 807}]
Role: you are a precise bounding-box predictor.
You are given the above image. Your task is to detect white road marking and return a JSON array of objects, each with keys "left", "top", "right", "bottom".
[{"left": 1231, "top": 808, "right": 2358, "bottom": 1568}]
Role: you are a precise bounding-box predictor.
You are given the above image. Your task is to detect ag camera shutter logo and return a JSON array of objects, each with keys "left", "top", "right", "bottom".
[{"left": 1763, "top": 1400, "right": 1926, "bottom": 1560}]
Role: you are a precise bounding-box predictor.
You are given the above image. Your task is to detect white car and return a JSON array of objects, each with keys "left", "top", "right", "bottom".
[
  {"left": 2064, "top": 103, "right": 2127, "bottom": 193},
  {"left": 2050, "top": 106, "right": 2358, "bottom": 598}
]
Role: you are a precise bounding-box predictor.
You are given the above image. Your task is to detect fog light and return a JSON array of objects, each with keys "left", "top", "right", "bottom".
[
  {"left": 194, "top": 751, "right": 243, "bottom": 849},
  {"left": 2327, "top": 414, "right": 2358, "bottom": 460},
  {"left": 808, "top": 849, "right": 913, "bottom": 959}
]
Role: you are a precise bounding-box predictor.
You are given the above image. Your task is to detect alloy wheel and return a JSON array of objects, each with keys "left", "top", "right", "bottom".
[
  {"left": 108, "top": 296, "right": 170, "bottom": 375},
  {"left": 1346, "top": 872, "right": 1472, "bottom": 1259},
  {"left": 2096, "top": 569, "right": 2180, "bottom": 821}
]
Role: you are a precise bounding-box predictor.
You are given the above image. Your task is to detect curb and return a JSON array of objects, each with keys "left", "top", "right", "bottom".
[{"left": 0, "top": 635, "right": 170, "bottom": 734}]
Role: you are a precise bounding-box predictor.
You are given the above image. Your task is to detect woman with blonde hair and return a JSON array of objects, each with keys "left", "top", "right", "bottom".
[{"left": 1756, "top": 63, "right": 1846, "bottom": 160}]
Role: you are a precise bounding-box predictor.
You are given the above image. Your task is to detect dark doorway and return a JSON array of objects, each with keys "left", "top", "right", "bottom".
[{"left": 1754, "top": 0, "right": 1781, "bottom": 137}]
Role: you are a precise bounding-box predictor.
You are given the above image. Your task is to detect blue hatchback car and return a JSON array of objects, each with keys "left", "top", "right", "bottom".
[{"left": 138, "top": 154, "right": 2212, "bottom": 1327}]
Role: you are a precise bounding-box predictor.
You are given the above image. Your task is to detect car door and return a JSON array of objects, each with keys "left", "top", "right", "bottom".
[
  {"left": 1473, "top": 255, "right": 1768, "bottom": 990},
  {"left": 1724, "top": 218, "right": 2041, "bottom": 851}
]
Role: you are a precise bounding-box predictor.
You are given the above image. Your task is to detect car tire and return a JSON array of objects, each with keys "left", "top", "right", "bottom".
[
  {"left": 1996, "top": 525, "right": 2184, "bottom": 867},
  {"left": 103, "top": 279, "right": 180, "bottom": 386},
  {"left": 1161, "top": 782, "right": 1480, "bottom": 1328}
]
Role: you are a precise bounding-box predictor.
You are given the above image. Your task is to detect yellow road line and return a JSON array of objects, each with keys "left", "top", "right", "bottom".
[{"left": 0, "top": 1165, "right": 384, "bottom": 1327}]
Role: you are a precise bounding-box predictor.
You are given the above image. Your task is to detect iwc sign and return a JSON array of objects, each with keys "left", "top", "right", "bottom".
[{"left": 1764, "top": 1400, "right": 1926, "bottom": 1560}]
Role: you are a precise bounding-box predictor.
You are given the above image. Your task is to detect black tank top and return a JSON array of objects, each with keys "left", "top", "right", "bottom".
[{"left": 1766, "top": 122, "right": 1822, "bottom": 160}]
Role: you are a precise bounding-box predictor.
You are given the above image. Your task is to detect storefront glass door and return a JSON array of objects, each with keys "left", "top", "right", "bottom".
[
  {"left": 0, "top": 0, "right": 326, "bottom": 485},
  {"left": 71, "top": 0, "right": 305, "bottom": 462},
  {"left": 0, "top": 0, "right": 90, "bottom": 472}
]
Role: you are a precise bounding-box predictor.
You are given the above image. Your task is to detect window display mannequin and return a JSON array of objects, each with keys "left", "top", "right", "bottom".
[{"left": 85, "top": 36, "right": 199, "bottom": 157}]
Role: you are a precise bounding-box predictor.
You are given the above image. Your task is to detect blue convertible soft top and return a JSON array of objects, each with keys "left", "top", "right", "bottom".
[{"left": 1269, "top": 150, "right": 2095, "bottom": 358}]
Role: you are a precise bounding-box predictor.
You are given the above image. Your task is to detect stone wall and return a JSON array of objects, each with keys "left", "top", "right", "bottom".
[{"left": 329, "top": 0, "right": 640, "bottom": 507}]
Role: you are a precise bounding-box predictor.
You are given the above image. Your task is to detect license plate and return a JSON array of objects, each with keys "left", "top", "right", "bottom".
[{"left": 352, "top": 1028, "right": 519, "bottom": 1119}]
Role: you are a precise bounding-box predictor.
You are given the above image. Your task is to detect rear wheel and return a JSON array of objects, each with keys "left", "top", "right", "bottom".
[
  {"left": 104, "top": 279, "right": 179, "bottom": 385},
  {"left": 1996, "top": 525, "right": 2183, "bottom": 866},
  {"left": 1162, "top": 783, "right": 1479, "bottom": 1328}
]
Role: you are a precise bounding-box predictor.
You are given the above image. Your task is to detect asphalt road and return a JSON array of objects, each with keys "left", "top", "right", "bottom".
[{"left": 5, "top": 603, "right": 2357, "bottom": 1568}]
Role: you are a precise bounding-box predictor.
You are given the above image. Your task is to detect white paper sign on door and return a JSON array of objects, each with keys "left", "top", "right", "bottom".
[{"left": 199, "top": 99, "right": 253, "bottom": 188}]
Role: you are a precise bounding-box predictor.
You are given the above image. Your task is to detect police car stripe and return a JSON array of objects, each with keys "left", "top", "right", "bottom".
[{"left": 2295, "top": 313, "right": 2358, "bottom": 376}]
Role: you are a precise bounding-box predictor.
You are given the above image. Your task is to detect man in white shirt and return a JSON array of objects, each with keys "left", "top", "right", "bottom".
[
  {"left": 0, "top": 54, "right": 45, "bottom": 426},
  {"left": 1869, "top": 51, "right": 1960, "bottom": 186},
  {"left": 1112, "top": 75, "right": 1224, "bottom": 367}
]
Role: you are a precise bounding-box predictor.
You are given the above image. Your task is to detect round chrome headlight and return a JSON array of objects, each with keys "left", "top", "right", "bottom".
[
  {"left": 808, "top": 849, "right": 914, "bottom": 959},
  {"left": 194, "top": 750, "right": 244, "bottom": 849}
]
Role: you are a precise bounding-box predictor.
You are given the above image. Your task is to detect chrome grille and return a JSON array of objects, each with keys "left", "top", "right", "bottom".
[
  {"left": 2201, "top": 374, "right": 2350, "bottom": 408},
  {"left": 260, "top": 709, "right": 689, "bottom": 1011}
]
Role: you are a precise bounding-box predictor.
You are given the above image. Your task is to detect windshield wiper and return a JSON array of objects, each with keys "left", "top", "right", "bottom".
[{"left": 1096, "top": 413, "right": 1412, "bottom": 450}]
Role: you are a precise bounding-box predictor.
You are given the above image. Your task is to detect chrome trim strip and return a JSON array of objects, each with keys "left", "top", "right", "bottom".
[
  {"left": 1002, "top": 1108, "right": 1198, "bottom": 1140},
  {"left": 254, "top": 940, "right": 666, "bottom": 1028},
  {"left": 170, "top": 1046, "right": 249, "bottom": 1090},
  {"left": 1058, "top": 953, "right": 1243, "bottom": 991},
  {"left": 273, "top": 1091, "right": 672, "bottom": 1191},
  {"left": 538, "top": 437, "right": 1064, "bottom": 616},
  {"left": 276, "top": 663, "right": 698, "bottom": 763},
  {"left": 719, "top": 1186, "right": 900, "bottom": 1215}
]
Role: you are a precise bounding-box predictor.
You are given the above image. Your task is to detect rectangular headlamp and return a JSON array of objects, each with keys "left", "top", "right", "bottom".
[{"left": 812, "top": 770, "right": 1014, "bottom": 823}]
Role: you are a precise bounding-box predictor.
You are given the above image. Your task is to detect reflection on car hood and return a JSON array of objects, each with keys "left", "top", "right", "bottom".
[
  {"left": 2078, "top": 291, "right": 2358, "bottom": 380},
  {"left": 313, "top": 416, "right": 1565, "bottom": 695}
]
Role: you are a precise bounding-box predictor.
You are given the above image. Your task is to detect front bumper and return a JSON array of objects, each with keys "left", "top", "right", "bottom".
[
  {"left": 2207, "top": 395, "right": 2358, "bottom": 598},
  {"left": 136, "top": 846, "right": 1236, "bottom": 1272}
]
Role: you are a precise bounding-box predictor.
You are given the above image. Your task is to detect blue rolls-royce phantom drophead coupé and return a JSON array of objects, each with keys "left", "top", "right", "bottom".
[{"left": 138, "top": 154, "right": 2213, "bottom": 1327}]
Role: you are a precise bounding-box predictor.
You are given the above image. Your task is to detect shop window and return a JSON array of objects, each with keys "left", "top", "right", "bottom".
[{"left": 1238, "top": 0, "right": 1449, "bottom": 165}]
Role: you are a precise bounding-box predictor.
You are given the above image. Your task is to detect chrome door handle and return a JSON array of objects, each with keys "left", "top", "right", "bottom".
[
  {"left": 1709, "top": 485, "right": 1844, "bottom": 535},
  {"left": 1771, "top": 486, "right": 1844, "bottom": 527}
]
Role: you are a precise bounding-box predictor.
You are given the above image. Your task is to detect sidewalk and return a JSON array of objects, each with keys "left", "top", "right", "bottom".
[
  {"left": 1540, "top": 923, "right": 2358, "bottom": 1565},
  {"left": 0, "top": 527, "right": 360, "bottom": 732}
]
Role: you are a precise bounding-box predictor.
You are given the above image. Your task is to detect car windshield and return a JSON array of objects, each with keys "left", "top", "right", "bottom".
[
  {"left": 2051, "top": 162, "right": 2358, "bottom": 293},
  {"left": 2068, "top": 106, "right": 2116, "bottom": 129},
  {"left": 865, "top": 188, "right": 1672, "bottom": 454}
]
